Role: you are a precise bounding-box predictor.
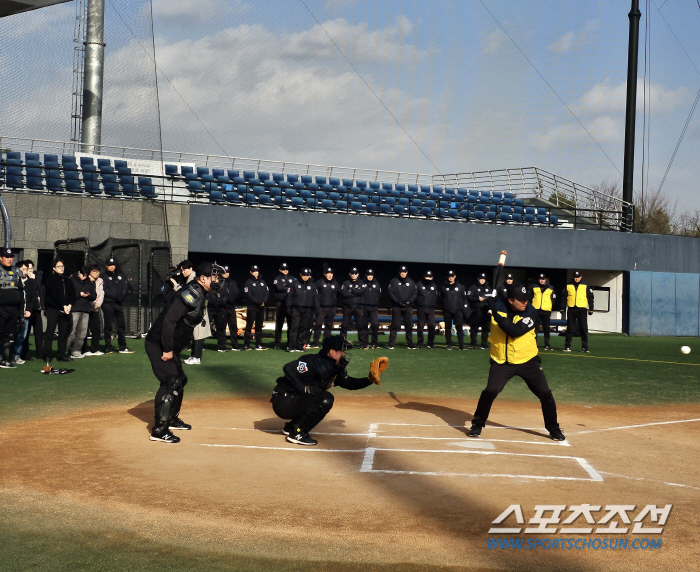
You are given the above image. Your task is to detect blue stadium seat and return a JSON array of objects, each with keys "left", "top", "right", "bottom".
[
  {"left": 321, "top": 182, "right": 334, "bottom": 192},
  {"left": 329, "top": 177, "right": 340, "bottom": 188},
  {"left": 475, "top": 204, "right": 488, "bottom": 212},
  {"left": 315, "top": 176, "right": 327, "bottom": 186},
  {"left": 300, "top": 189, "right": 312, "bottom": 199},
  {"left": 385, "top": 196, "right": 397, "bottom": 206},
  {"left": 366, "top": 202, "right": 378, "bottom": 213},
  {"left": 537, "top": 207, "right": 547, "bottom": 216},
  {"left": 512, "top": 213, "right": 522, "bottom": 223},
  {"left": 328, "top": 192, "right": 340, "bottom": 202},
  {"left": 45, "top": 164, "right": 63, "bottom": 191},
  {"left": 474, "top": 210, "right": 485, "bottom": 220},
  {"left": 97, "top": 158, "right": 112, "bottom": 171},
  {"left": 357, "top": 195, "right": 369, "bottom": 204},
  {"left": 550, "top": 215, "right": 560, "bottom": 225},
  {"left": 226, "top": 191, "right": 242, "bottom": 204},
  {"left": 460, "top": 209, "right": 471, "bottom": 219},
  {"left": 514, "top": 198, "right": 524, "bottom": 207},
  {"left": 80, "top": 156, "right": 94, "bottom": 167},
  {"left": 379, "top": 203, "right": 391, "bottom": 214},
  {"left": 291, "top": 197, "right": 304, "bottom": 208},
  {"left": 165, "top": 164, "right": 179, "bottom": 177},
  {"left": 499, "top": 212, "right": 511, "bottom": 222},
  {"left": 490, "top": 194, "right": 502, "bottom": 205},
  {"left": 501, "top": 205, "right": 513, "bottom": 214},
  {"left": 390, "top": 189, "right": 401, "bottom": 198},
  {"left": 416, "top": 191, "right": 428, "bottom": 200},
  {"left": 513, "top": 206, "right": 524, "bottom": 215},
  {"left": 398, "top": 197, "right": 409, "bottom": 206},
  {"left": 395, "top": 184, "right": 405, "bottom": 194},
  {"left": 62, "top": 155, "right": 78, "bottom": 170},
  {"left": 481, "top": 190, "right": 491, "bottom": 199},
  {"left": 457, "top": 188, "right": 469, "bottom": 196},
  {"left": 26, "top": 163, "right": 43, "bottom": 190},
  {"left": 355, "top": 180, "right": 367, "bottom": 190},
  {"left": 102, "top": 174, "right": 120, "bottom": 196},
  {"left": 411, "top": 198, "right": 423, "bottom": 207},
  {"left": 65, "top": 172, "right": 82, "bottom": 192},
  {"left": 369, "top": 182, "right": 380, "bottom": 191},
  {"left": 244, "top": 192, "right": 258, "bottom": 205},
  {"left": 228, "top": 170, "right": 240, "bottom": 180},
  {"left": 435, "top": 208, "right": 448, "bottom": 217},
  {"left": 439, "top": 200, "right": 449, "bottom": 209},
  {"left": 421, "top": 206, "right": 434, "bottom": 217},
  {"left": 351, "top": 201, "right": 365, "bottom": 213},
  {"left": 5, "top": 163, "right": 24, "bottom": 188},
  {"left": 492, "top": 191, "right": 502, "bottom": 200},
  {"left": 44, "top": 154, "right": 59, "bottom": 164},
  {"left": 403, "top": 188, "right": 415, "bottom": 199},
  {"left": 284, "top": 188, "right": 298, "bottom": 198},
  {"left": 269, "top": 188, "right": 282, "bottom": 199},
  {"left": 24, "top": 152, "right": 39, "bottom": 163},
  {"left": 525, "top": 207, "right": 536, "bottom": 215},
  {"left": 537, "top": 214, "right": 548, "bottom": 224},
  {"left": 210, "top": 190, "right": 224, "bottom": 203},
  {"left": 187, "top": 180, "right": 203, "bottom": 194},
  {"left": 341, "top": 179, "right": 353, "bottom": 188},
  {"left": 377, "top": 188, "right": 388, "bottom": 197},
  {"left": 336, "top": 200, "right": 348, "bottom": 210},
  {"left": 322, "top": 199, "right": 335, "bottom": 211},
  {"left": 242, "top": 170, "right": 256, "bottom": 181},
  {"left": 429, "top": 192, "right": 441, "bottom": 201},
  {"left": 409, "top": 205, "right": 420, "bottom": 216},
  {"left": 504, "top": 192, "right": 514, "bottom": 200},
  {"left": 432, "top": 186, "right": 443, "bottom": 195},
  {"left": 393, "top": 204, "right": 405, "bottom": 215},
  {"left": 316, "top": 190, "right": 327, "bottom": 200},
  {"left": 478, "top": 195, "right": 489, "bottom": 204},
  {"left": 502, "top": 197, "right": 513, "bottom": 206},
  {"left": 408, "top": 184, "right": 418, "bottom": 194},
  {"left": 448, "top": 208, "right": 460, "bottom": 218},
  {"left": 305, "top": 198, "right": 318, "bottom": 208},
  {"left": 381, "top": 183, "right": 393, "bottom": 192},
  {"left": 370, "top": 195, "right": 381, "bottom": 204},
  {"left": 444, "top": 187, "right": 455, "bottom": 196},
  {"left": 524, "top": 213, "right": 535, "bottom": 223},
  {"left": 112, "top": 160, "right": 127, "bottom": 171}
]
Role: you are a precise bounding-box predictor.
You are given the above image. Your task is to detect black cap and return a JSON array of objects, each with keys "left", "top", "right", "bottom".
[
  {"left": 196, "top": 261, "right": 215, "bottom": 277},
  {"left": 478, "top": 272, "right": 487, "bottom": 279},
  {"left": 350, "top": 267, "right": 359, "bottom": 274},
  {"left": 301, "top": 267, "right": 312, "bottom": 276},
  {"left": 538, "top": 273, "right": 546, "bottom": 280},
  {"left": 447, "top": 270, "right": 456, "bottom": 277},
  {"left": 366, "top": 268, "right": 374, "bottom": 276},
  {"left": 222, "top": 265, "right": 229, "bottom": 272},
  {"left": 424, "top": 270, "right": 433, "bottom": 278},
  {"left": 322, "top": 335, "right": 353, "bottom": 353},
  {"left": 280, "top": 262, "right": 288, "bottom": 270},
  {"left": 250, "top": 264, "right": 259, "bottom": 272},
  {"left": 106, "top": 257, "right": 116, "bottom": 265},
  {"left": 0, "top": 247, "right": 15, "bottom": 257},
  {"left": 324, "top": 267, "right": 333, "bottom": 274},
  {"left": 573, "top": 270, "right": 582, "bottom": 278},
  {"left": 399, "top": 265, "right": 408, "bottom": 273},
  {"left": 505, "top": 273, "right": 514, "bottom": 280},
  {"left": 507, "top": 282, "right": 529, "bottom": 301}
]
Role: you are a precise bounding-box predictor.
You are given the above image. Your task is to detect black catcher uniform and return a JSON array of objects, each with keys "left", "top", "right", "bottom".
[
  {"left": 387, "top": 266, "right": 417, "bottom": 349},
  {"left": 340, "top": 268, "right": 368, "bottom": 348},
  {"left": 467, "top": 273, "right": 492, "bottom": 349},
  {"left": 270, "top": 336, "right": 372, "bottom": 445},
  {"left": 362, "top": 269, "right": 382, "bottom": 348},
  {"left": 563, "top": 271, "right": 595, "bottom": 352},
  {"left": 273, "top": 263, "right": 296, "bottom": 349},
  {"left": 0, "top": 250, "right": 23, "bottom": 367},
  {"left": 531, "top": 273, "right": 557, "bottom": 350},
  {"left": 312, "top": 268, "right": 339, "bottom": 345},
  {"left": 101, "top": 258, "right": 130, "bottom": 353},
  {"left": 145, "top": 275, "right": 209, "bottom": 443},
  {"left": 441, "top": 272, "right": 468, "bottom": 350},
  {"left": 469, "top": 283, "right": 564, "bottom": 441},
  {"left": 211, "top": 270, "right": 240, "bottom": 351},
  {"left": 415, "top": 271, "right": 437, "bottom": 349},
  {"left": 243, "top": 265, "right": 269, "bottom": 350},
  {"left": 288, "top": 270, "right": 319, "bottom": 351}
]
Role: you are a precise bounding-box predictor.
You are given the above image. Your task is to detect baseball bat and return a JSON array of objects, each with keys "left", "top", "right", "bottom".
[{"left": 493, "top": 250, "right": 507, "bottom": 288}]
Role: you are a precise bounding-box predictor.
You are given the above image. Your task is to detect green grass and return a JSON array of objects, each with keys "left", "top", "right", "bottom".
[{"left": 1, "top": 333, "right": 698, "bottom": 425}]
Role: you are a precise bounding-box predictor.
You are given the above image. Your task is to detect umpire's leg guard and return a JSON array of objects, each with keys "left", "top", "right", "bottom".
[
  {"left": 295, "top": 392, "right": 334, "bottom": 434},
  {"left": 153, "top": 374, "right": 187, "bottom": 436}
]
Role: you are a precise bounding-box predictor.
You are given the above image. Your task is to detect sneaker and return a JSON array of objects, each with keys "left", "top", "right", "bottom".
[
  {"left": 408, "top": 346, "right": 418, "bottom": 350},
  {"left": 544, "top": 345, "right": 552, "bottom": 351},
  {"left": 217, "top": 349, "right": 228, "bottom": 353},
  {"left": 361, "top": 346, "right": 369, "bottom": 350},
  {"left": 0, "top": 360, "right": 16, "bottom": 369},
  {"left": 149, "top": 431, "right": 181, "bottom": 443},
  {"left": 286, "top": 348, "right": 294, "bottom": 353},
  {"left": 470, "top": 346, "right": 478, "bottom": 350},
  {"left": 13, "top": 356, "right": 25, "bottom": 365},
  {"left": 185, "top": 357, "right": 201, "bottom": 365},
  {"left": 468, "top": 425, "right": 482, "bottom": 438},
  {"left": 231, "top": 347, "right": 242, "bottom": 352},
  {"left": 563, "top": 348, "right": 572, "bottom": 353},
  {"left": 549, "top": 429, "right": 566, "bottom": 441},
  {"left": 169, "top": 417, "right": 192, "bottom": 430},
  {"left": 481, "top": 345, "right": 489, "bottom": 350},
  {"left": 119, "top": 348, "right": 135, "bottom": 354},
  {"left": 427, "top": 345, "right": 435, "bottom": 349},
  {"left": 582, "top": 349, "right": 590, "bottom": 353},
  {"left": 104, "top": 349, "right": 114, "bottom": 355},
  {"left": 71, "top": 353, "right": 85, "bottom": 359},
  {"left": 459, "top": 346, "right": 467, "bottom": 351},
  {"left": 307, "top": 345, "right": 320, "bottom": 349},
  {"left": 243, "top": 346, "right": 252, "bottom": 351},
  {"left": 372, "top": 344, "right": 380, "bottom": 349},
  {"left": 446, "top": 346, "right": 453, "bottom": 351},
  {"left": 255, "top": 346, "right": 267, "bottom": 351},
  {"left": 282, "top": 422, "right": 293, "bottom": 436},
  {"left": 286, "top": 431, "right": 318, "bottom": 446},
  {"left": 274, "top": 345, "right": 281, "bottom": 350},
  {"left": 386, "top": 346, "right": 394, "bottom": 350},
  {"left": 57, "top": 356, "right": 74, "bottom": 362}
]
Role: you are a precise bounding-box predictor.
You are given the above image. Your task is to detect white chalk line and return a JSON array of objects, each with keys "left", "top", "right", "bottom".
[
  {"left": 201, "top": 444, "right": 366, "bottom": 453},
  {"left": 574, "top": 418, "right": 700, "bottom": 435},
  {"left": 379, "top": 423, "right": 543, "bottom": 430},
  {"left": 370, "top": 435, "right": 570, "bottom": 447},
  {"left": 598, "top": 471, "right": 700, "bottom": 491}
]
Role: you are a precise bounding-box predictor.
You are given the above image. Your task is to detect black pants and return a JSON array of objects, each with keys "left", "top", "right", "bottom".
[
  {"left": 0, "top": 305, "right": 19, "bottom": 362},
  {"left": 443, "top": 310, "right": 464, "bottom": 349},
  {"left": 22, "top": 310, "right": 44, "bottom": 360},
  {"left": 192, "top": 339, "right": 204, "bottom": 359},
  {"left": 288, "top": 307, "right": 313, "bottom": 350},
  {"left": 244, "top": 304, "right": 265, "bottom": 348},
  {"left": 565, "top": 308, "right": 589, "bottom": 350},
  {"left": 340, "top": 307, "right": 368, "bottom": 347},
  {"left": 312, "top": 306, "right": 336, "bottom": 344},
  {"left": 470, "top": 307, "right": 491, "bottom": 347},
  {"left": 214, "top": 307, "right": 239, "bottom": 350},
  {"left": 103, "top": 302, "right": 126, "bottom": 351},
  {"left": 270, "top": 384, "right": 335, "bottom": 433},
  {"left": 146, "top": 340, "right": 187, "bottom": 435},
  {"left": 416, "top": 307, "right": 436, "bottom": 347},
  {"left": 535, "top": 310, "right": 552, "bottom": 347},
  {"left": 43, "top": 307, "right": 71, "bottom": 359},
  {"left": 81, "top": 310, "right": 103, "bottom": 353},
  {"left": 472, "top": 356, "right": 559, "bottom": 432},
  {"left": 274, "top": 300, "right": 290, "bottom": 345},
  {"left": 364, "top": 306, "right": 379, "bottom": 346},
  {"left": 388, "top": 306, "right": 414, "bottom": 347}
]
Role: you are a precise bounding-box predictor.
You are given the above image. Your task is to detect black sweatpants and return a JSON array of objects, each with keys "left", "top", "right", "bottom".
[
  {"left": 244, "top": 304, "right": 265, "bottom": 348},
  {"left": 536, "top": 310, "right": 552, "bottom": 347},
  {"left": 565, "top": 308, "right": 589, "bottom": 350},
  {"left": 82, "top": 310, "right": 103, "bottom": 353},
  {"left": 364, "top": 306, "right": 379, "bottom": 346},
  {"left": 288, "top": 307, "right": 314, "bottom": 350},
  {"left": 470, "top": 307, "right": 491, "bottom": 348},
  {"left": 145, "top": 340, "right": 187, "bottom": 432},
  {"left": 388, "top": 305, "right": 414, "bottom": 348},
  {"left": 43, "top": 307, "right": 71, "bottom": 359},
  {"left": 22, "top": 310, "right": 44, "bottom": 360},
  {"left": 270, "top": 387, "right": 334, "bottom": 427},
  {"left": 0, "top": 305, "right": 19, "bottom": 362},
  {"left": 472, "top": 356, "right": 559, "bottom": 432},
  {"left": 443, "top": 310, "right": 464, "bottom": 349},
  {"left": 274, "top": 300, "right": 290, "bottom": 345},
  {"left": 102, "top": 301, "right": 126, "bottom": 352},
  {"left": 416, "top": 307, "right": 435, "bottom": 347},
  {"left": 214, "top": 307, "right": 240, "bottom": 350},
  {"left": 312, "top": 306, "right": 336, "bottom": 344},
  {"left": 340, "top": 307, "right": 368, "bottom": 347}
]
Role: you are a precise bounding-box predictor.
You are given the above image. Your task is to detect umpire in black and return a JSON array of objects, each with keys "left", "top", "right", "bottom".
[
  {"left": 362, "top": 268, "right": 381, "bottom": 349},
  {"left": 340, "top": 267, "right": 368, "bottom": 349},
  {"left": 270, "top": 336, "right": 376, "bottom": 446},
  {"left": 287, "top": 268, "right": 319, "bottom": 352},
  {"left": 441, "top": 270, "right": 468, "bottom": 350},
  {"left": 467, "top": 272, "right": 491, "bottom": 350},
  {"left": 273, "top": 262, "right": 295, "bottom": 350},
  {"left": 415, "top": 270, "right": 437, "bottom": 349},
  {"left": 243, "top": 264, "right": 269, "bottom": 350},
  {"left": 311, "top": 266, "right": 339, "bottom": 347},
  {"left": 210, "top": 265, "right": 241, "bottom": 351},
  {"left": 0, "top": 247, "right": 23, "bottom": 368},
  {"left": 388, "top": 265, "right": 417, "bottom": 350},
  {"left": 145, "top": 262, "right": 219, "bottom": 443},
  {"left": 101, "top": 257, "right": 132, "bottom": 354}
]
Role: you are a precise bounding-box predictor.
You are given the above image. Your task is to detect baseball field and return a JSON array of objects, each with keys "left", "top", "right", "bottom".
[{"left": 0, "top": 332, "right": 699, "bottom": 571}]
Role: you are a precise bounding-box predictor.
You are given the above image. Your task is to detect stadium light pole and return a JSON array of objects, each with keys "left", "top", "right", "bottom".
[
  {"left": 81, "top": 0, "right": 106, "bottom": 155},
  {"left": 622, "top": 0, "right": 641, "bottom": 231}
]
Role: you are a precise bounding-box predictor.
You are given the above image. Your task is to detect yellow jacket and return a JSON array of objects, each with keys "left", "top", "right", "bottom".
[
  {"left": 490, "top": 301, "right": 539, "bottom": 365},
  {"left": 565, "top": 281, "right": 594, "bottom": 309},
  {"left": 531, "top": 285, "right": 556, "bottom": 312}
]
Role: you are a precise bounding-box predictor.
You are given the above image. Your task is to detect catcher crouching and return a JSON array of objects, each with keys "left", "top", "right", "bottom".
[{"left": 271, "top": 335, "right": 388, "bottom": 446}]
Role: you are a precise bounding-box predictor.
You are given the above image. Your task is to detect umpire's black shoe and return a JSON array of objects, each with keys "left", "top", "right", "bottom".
[
  {"left": 57, "top": 356, "right": 74, "bottom": 362},
  {"left": 446, "top": 346, "right": 453, "bottom": 351},
  {"left": 549, "top": 428, "right": 566, "bottom": 441},
  {"left": 169, "top": 417, "right": 192, "bottom": 431},
  {"left": 286, "top": 431, "right": 318, "bottom": 446},
  {"left": 468, "top": 424, "right": 482, "bottom": 438},
  {"left": 562, "top": 348, "right": 572, "bottom": 352},
  {"left": 149, "top": 431, "right": 181, "bottom": 443},
  {"left": 282, "top": 422, "right": 293, "bottom": 436},
  {"left": 544, "top": 345, "right": 553, "bottom": 351},
  {"left": 582, "top": 348, "right": 590, "bottom": 353}
]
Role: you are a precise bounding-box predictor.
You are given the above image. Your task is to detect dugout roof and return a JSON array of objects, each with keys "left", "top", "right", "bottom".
[{"left": 0, "top": 0, "right": 70, "bottom": 18}]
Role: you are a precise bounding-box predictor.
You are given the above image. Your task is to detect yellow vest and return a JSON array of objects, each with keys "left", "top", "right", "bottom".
[
  {"left": 532, "top": 286, "right": 554, "bottom": 311},
  {"left": 490, "top": 312, "right": 539, "bottom": 365},
  {"left": 566, "top": 283, "right": 589, "bottom": 308}
]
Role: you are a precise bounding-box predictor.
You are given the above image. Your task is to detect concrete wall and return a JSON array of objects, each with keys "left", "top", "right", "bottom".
[{"left": 2, "top": 193, "right": 190, "bottom": 263}]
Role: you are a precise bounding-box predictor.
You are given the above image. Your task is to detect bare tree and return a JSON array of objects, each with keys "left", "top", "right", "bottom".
[
  {"left": 675, "top": 209, "right": 700, "bottom": 238},
  {"left": 635, "top": 187, "right": 676, "bottom": 235}
]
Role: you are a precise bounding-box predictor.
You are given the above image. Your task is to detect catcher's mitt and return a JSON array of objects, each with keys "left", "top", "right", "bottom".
[{"left": 368, "top": 356, "right": 389, "bottom": 385}]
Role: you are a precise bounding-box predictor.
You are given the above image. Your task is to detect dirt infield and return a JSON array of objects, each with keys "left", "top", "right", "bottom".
[{"left": 1, "top": 395, "right": 699, "bottom": 571}]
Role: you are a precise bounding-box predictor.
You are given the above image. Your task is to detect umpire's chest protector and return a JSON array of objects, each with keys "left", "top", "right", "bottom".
[{"left": 490, "top": 312, "right": 538, "bottom": 364}]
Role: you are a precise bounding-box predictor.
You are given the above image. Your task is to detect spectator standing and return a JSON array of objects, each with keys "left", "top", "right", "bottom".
[
  {"left": 42, "top": 259, "right": 75, "bottom": 362},
  {"left": 67, "top": 267, "right": 96, "bottom": 359},
  {"left": 82, "top": 264, "right": 105, "bottom": 356},
  {"left": 20, "top": 259, "right": 43, "bottom": 362}
]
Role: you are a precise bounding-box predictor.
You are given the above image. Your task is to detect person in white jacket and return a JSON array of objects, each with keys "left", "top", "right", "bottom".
[{"left": 83, "top": 264, "right": 105, "bottom": 356}]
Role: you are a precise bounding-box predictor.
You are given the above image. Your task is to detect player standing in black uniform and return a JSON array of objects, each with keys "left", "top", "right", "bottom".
[
  {"left": 211, "top": 265, "right": 241, "bottom": 352},
  {"left": 563, "top": 270, "right": 594, "bottom": 353},
  {"left": 362, "top": 268, "right": 382, "bottom": 349},
  {"left": 273, "top": 262, "right": 295, "bottom": 350},
  {"left": 531, "top": 273, "right": 556, "bottom": 351},
  {"left": 387, "top": 265, "right": 417, "bottom": 350},
  {"left": 243, "top": 265, "right": 269, "bottom": 350},
  {"left": 270, "top": 336, "right": 386, "bottom": 445},
  {"left": 467, "top": 272, "right": 492, "bottom": 350},
  {"left": 0, "top": 248, "right": 23, "bottom": 369},
  {"left": 287, "top": 268, "right": 319, "bottom": 352},
  {"left": 311, "top": 267, "right": 339, "bottom": 347},
  {"left": 101, "top": 257, "right": 133, "bottom": 354},
  {"left": 441, "top": 270, "right": 468, "bottom": 350},
  {"left": 145, "top": 262, "right": 219, "bottom": 443},
  {"left": 497, "top": 273, "right": 515, "bottom": 299},
  {"left": 415, "top": 270, "right": 437, "bottom": 349},
  {"left": 340, "top": 267, "right": 368, "bottom": 349}
]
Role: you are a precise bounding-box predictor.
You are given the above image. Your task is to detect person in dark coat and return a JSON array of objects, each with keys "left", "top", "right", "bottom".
[
  {"left": 387, "top": 265, "right": 417, "bottom": 350},
  {"left": 243, "top": 265, "right": 269, "bottom": 350},
  {"left": 21, "top": 259, "right": 44, "bottom": 362},
  {"left": 415, "top": 270, "right": 438, "bottom": 349},
  {"left": 210, "top": 265, "right": 241, "bottom": 351},
  {"left": 42, "top": 259, "right": 75, "bottom": 362},
  {"left": 287, "top": 268, "right": 319, "bottom": 352},
  {"left": 311, "top": 267, "right": 339, "bottom": 347},
  {"left": 362, "top": 268, "right": 382, "bottom": 349},
  {"left": 272, "top": 262, "right": 296, "bottom": 350},
  {"left": 101, "top": 257, "right": 132, "bottom": 354},
  {"left": 467, "top": 272, "right": 492, "bottom": 349},
  {"left": 441, "top": 270, "right": 468, "bottom": 350},
  {"left": 340, "top": 267, "right": 368, "bottom": 348}
]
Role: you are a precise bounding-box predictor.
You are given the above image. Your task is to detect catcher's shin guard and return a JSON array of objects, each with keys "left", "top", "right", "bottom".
[
  {"left": 296, "top": 393, "right": 334, "bottom": 433},
  {"left": 153, "top": 375, "right": 187, "bottom": 436}
]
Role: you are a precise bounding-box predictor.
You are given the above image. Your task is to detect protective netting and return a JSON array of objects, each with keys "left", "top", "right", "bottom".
[
  {"left": 111, "top": 243, "right": 140, "bottom": 336},
  {"left": 54, "top": 238, "right": 88, "bottom": 276}
]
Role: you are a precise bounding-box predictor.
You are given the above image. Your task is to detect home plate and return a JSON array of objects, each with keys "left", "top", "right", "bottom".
[{"left": 449, "top": 440, "right": 496, "bottom": 450}]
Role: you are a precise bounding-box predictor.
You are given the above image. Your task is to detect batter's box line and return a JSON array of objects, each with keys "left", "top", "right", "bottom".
[{"left": 359, "top": 447, "right": 603, "bottom": 482}]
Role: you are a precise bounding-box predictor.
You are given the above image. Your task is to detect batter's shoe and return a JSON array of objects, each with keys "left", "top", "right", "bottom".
[
  {"left": 549, "top": 429, "right": 566, "bottom": 441},
  {"left": 562, "top": 348, "right": 572, "bottom": 352},
  {"left": 286, "top": 431, "right": 318, "bottom": 446},
  {"left": 149, "top": 431, "right": 181, "bottom": 443},
  {"left": 468, "top": 424, "right": 482, "bottom": 438},
  {"left": 169, "top": 417, "right": 192, "bottom": 430}
]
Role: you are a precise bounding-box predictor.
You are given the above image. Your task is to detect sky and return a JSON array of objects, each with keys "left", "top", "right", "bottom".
[{"left": 2, "top": 0, "right": 700, "bottom": 210}]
